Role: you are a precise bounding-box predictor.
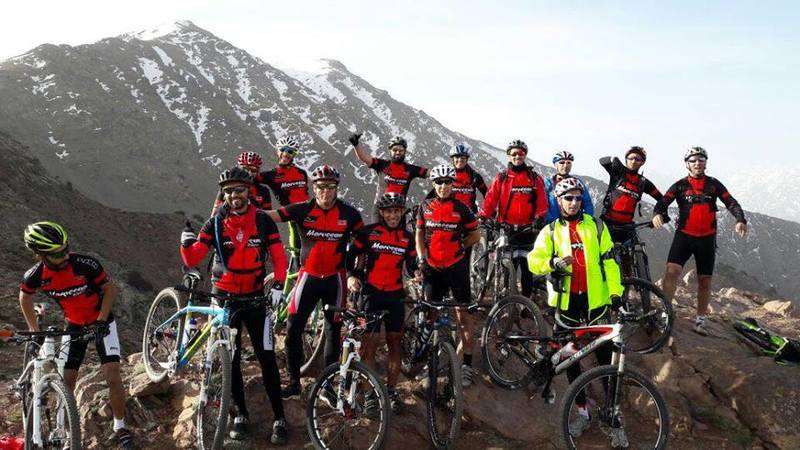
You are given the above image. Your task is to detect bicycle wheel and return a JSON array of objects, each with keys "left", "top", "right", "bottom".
[
  {"left": 561, "top": 364, "right": 669, "bottom": 450},
  {"left": 307, "top": 361, "right": 390, "bottom": 450},
  {"left": 470, "top": 235, "right": 489, "bottom": 303},
  {"left": 620, "top": 278, "right": 673, "bottom": 354},
  {"left": 25, "top": 376, "right": 81, "bottom": 450},
  {"left": 400, "top": 305, "right": 428, "bottom": 377},
  {"left": 481, "top": 295, "right": 548, "bottom": 390},
  {"left": 426, "top": 340, "right": 463, "bottom": 449},
  {"left": 142, "top": 287, "right": 183, "bottom": 382},
  {"left": 196, "top": 343, "right": 232, "bottom": 450},
  {"left": 300, "top": 303, "right": 327, "bottom": 375}
]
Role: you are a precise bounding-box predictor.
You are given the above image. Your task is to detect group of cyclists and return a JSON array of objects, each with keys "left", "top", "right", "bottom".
[{"left": 15, "top": 130, "right": 748, "bottom": 448}]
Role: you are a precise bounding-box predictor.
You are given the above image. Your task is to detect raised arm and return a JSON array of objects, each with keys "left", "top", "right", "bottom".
[{"left": 349, "top": 132, "right": 374, "bottom": 167}]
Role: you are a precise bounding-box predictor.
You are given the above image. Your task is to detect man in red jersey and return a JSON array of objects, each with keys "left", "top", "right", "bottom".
[
  {"left": 349, "top": 132, "right": 428, "bottom": 204},
  {"left": 181, "top": 167, "right": 288, "bottom": 444},
  {"left": 417, "top": 164, "right": 481, "bottom": 387},
  {"left": 348, "top": 192, "right": 419, "bottom": 413},
  {"left": 264, "top": 165, "right": 364, "bottom": 399},
  {"left": 20, "top": 221, "right": 133, "bottom": 448},
  {"left": 653, "top": 147, "right": 747, "bottom": 336},
  {"left": 211, "top": 151, "right": 272, "bottom": 215},
  {"left": 480, "top": 139, "right": 548, "bottom": 298},
  {"left": 259, "top": 136, "right": 310, "bottom": 250}
]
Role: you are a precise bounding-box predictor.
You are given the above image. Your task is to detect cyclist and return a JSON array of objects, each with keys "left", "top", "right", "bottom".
[
  {"left": 259, "top": 136, "right": 310, "bottom": 250},
  {"left": 349, "top": 132, "right": 428, "bottom": 203},
  {"left": 19, "top": 221, "right": 134, "bottom": 448},
  {"left": 527, "top": 178, "right": 623, "bottom": 438},
  {"left": 479, "top": 139, "right": 548, "bottom": 298},
  {"left": 652, "top": 147, "right": 747, "bottom": 336},
  {"left": 211, "top": 151, "right": 272, "bottom": 215},
  {"left": 348, "top": 192, "right": 419, "bottom": 413},
  {"left": 544, "top": 150, "right": 594, "bottom": 223},
  {"left": 264, "top": 165, "right": 364, "bottom": 399},
  {"left": 417, "top": 164, "right": 481, "bottom": 387},
  {"left": 180, "top": 167, "right": 288, "bottom": 444},
  {"left": 425, "top": 143, "right": 487, "bottom": 213}
]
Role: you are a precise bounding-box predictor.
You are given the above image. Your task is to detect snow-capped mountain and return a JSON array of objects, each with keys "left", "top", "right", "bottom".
[
  {"left": 721, "top": 167, "right": 800, "bottom": 224},
  {"left": 0, "top": 21, "right": 798, "bottom": 300}
]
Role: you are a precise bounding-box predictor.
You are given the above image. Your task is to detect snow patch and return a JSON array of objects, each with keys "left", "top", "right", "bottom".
[
  {"left": 318, "top": 123, "right": 337, "bottom": 142},
  {"left": 95, "top": 79, "right": 111, "bottom": 93},
  {"left": 124, "top": 21, "right": 194, "bottom": 41},
  {"left": 64, "top": 104, "right": 90, "bottom": 115},
  {"left": 286, "top": 68, "right": 346, "bottom": 104},
  {"left": 152, "top": 46, "right": 174, "bottom": 66},
  {"left": 55, "top": 149, "right": 69, "bottom": 159},
  {"left": 138, "top": 57, "right": 164, "bottom": 84}
]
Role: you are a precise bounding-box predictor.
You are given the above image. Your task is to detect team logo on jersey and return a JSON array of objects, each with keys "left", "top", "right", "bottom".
[
  {"left": 47, "top": 285, "right": 89, "bottom": 298},
  {"left": 452, "top": 186, "right": 474, "bottom": 194},
  {"left": 75, "top": 256, "right": 99, "bottom": 270},
  {"left": 616, "top": 185, "right": 641, "bottom": 199},
  {"left": 370, "top": 242, "right": 407, "bottom": 256},
  {"left": 247, "top": 238, "right": 263, "bottom": 247},
  {"left": 571, "top": 242, "right": 584, "bottom": 251},
  {"left": 304, "top": 216, "right": 316, "bottom": 223},
  {"left": 384, "top": 175, "right": 409, "bottom": 185},
  {"left": 511, "top": 186, "right": 533, "bottom": 194},
  {"left": 307, "top": 229, "right": 344, "bottom": 241},
  {"left": 282, "top": 181, "right": 306, "bottom": 189},
  {"left": 425, "top": 220, "right": 458, "bottom": 231}
]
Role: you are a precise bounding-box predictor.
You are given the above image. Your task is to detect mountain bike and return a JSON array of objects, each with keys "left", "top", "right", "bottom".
[
  {"left": 481, "top": 272, "right": 670, "bottom": 449},
  {"left": 2, "top": 312, "right": 102, "bottom": 450},
  {"left": 265, "top": 238, "right": 326, "bottom": 375},
  {"left": 141, "top": 268, "right": 271, "bottom": 450},
  {"left": 470, "top": 220, "right": 537, "bottom": 304},
  {"left": 306, "top": 304, "right": 391, "bottom": 450}
]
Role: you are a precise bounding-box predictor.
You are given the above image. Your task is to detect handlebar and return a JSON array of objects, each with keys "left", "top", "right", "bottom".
[
  {"left": 407, "top": 299, "right": 484, "bottom": 313},
  {"left": 323, "top": 305, "right": 387, "bottom": 323},
  {"left": 607, "top": 221, "right": 655, "bottom": 231},
  {"left": 1, "top": 325, "right": 105, "bottom": 345}
]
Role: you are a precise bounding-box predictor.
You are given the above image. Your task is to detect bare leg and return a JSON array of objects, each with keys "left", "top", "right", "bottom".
[
  {"left": 661, "top": 263, "right": 684, "bottom": 301},
  {"left": 697, "top": 275, "right": 713, "bottom": 316},
  {"left": 456, "top": 310, "right": 474, "bottom": 358},
  {"left": 101, "top": 362, "right": 127, "bottom": 421},
  {"left": 385, "top": 332, "right": 402, "bottom": 387}
]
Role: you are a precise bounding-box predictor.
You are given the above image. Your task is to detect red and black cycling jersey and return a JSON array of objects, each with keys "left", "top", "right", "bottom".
[
  {"left": 20, "top": 253, "right": 110, "bottom": 326},
  {"left": 599, "top": 156, "right": 662, "bottom": 224},
  {"left": 417, "top": 196, "right": 478, "bottom": 268},
  {"left": 278, "top": 199, "right": 364, "bottom": 277},
  {"left": 369, "top": 158, "right": 428, "bottom": 198},
  {"left": 181, "top": 205, "right": 287, "bottom": 294},
  {"left": 568, "top": 219, "right": 588, "bottom": 294},
  {"left": 259, "top": 165, "right": 309, "bottom": 206},
  {"left": 480, "top": 164, "right": 548, "bottom": 226},
  {"left": 654, "top": 175, "right": 746, "bottom": 237},
  {"left": 351, "top": 223, "right": 417, "bottom": 291},
  {"left": 426, "top": 165, "right": 487, "bottom": 212},
  {"left": 212, "top": 182, "right": 272, "bottom": 215}
]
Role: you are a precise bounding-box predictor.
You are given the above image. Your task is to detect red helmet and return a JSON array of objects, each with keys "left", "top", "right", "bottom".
[
  {"left": 310, "top": 165, "right": 340, "bottom": 183},
  {"left": 237, "top": 151, "right": 263, "bottom": 169}
]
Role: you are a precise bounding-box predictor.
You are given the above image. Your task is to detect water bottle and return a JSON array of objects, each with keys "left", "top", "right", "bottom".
[{"left": 551, "top": 342, "right": 578, "bottom": 365}]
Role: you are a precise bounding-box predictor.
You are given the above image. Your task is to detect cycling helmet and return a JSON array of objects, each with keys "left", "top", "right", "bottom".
[
  {"left": 553, "top": 177, "right": 584, "bottom": 198},
  {"left": 552, "top": 150, "right": 574, "bottom": 164},
  {"left": 24, "top": 221, "right": 68, "bottom": 254},
  {"left": 625, "top": 146, "right": 647, "bottom": 161},
  {"left": 376, "top": 192, "right": 406, "bottom": 210},
  {"left": 449, "top": 143, "right": 471, "bottom": 158},
  {"left": 237, "top": 151, "right": 263, "bottom": 169},
  {"left": 429, "top": 164, "right": 456, "bottom": 181},
  {"left": 310, "top": 164, "right": 340, "bottom": 183},
  {"left": 218, "top": 167, "right": 254, "bottom": 186},
  {"left": 684, "top": 146, "right": 708, "bottom": 161},
  {"left": 506, "top": 139, "right": 528, "bottom": 154},
  {"left": 387, "top": 136, "right": 407, "bottom": 149},
  {"left": 276, "top": 136, "right": 300, "bottom": 154}
]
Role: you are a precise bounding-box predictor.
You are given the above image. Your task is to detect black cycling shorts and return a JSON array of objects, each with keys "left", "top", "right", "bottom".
[
  {"left": 424, "top": 257, "right": 471, "bottom": 304},
  {"left": 361, "top": 287, "right": 405, "bottom": 333},
  {"left": 667, "top": 231, "right": 716, "bottom": 276},
  {"left": 62, "top": 315, "right": 121, "bottom": 370}
]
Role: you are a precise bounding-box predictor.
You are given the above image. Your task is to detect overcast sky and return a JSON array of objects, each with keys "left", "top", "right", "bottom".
[{"left": 2, "top": 0, "right": 798, "bottom": 186}]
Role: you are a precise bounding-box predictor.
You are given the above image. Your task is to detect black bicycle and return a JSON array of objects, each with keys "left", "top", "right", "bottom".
[
  {"left": 470, "top": 219, "right": 537, "bottom": 304},
  {"left": 481, "top": 272, "right": 670, "bottom": 449}
]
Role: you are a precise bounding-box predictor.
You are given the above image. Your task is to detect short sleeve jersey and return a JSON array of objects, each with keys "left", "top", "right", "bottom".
[
  {"left": 20, "top": 253, "right": 109, "bottom": 326},
  {"left": 417, "top": 196, "right": 478, "bottom": 268},
  {"left": 259, "top": 165, "right": 310, "bottom": 206},
  {"left": 278, "top": 199, "right": 364, "bottom": 277},
  {"left": 369, "top": 158, "right": 428, "bottom": 198},
  {"left": 353, "top": 223, "right": 417, "bottom": 292}
]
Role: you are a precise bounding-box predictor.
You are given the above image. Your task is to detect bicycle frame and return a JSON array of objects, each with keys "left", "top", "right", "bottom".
[
  {"left": 154, "top": 303, "right": 231, "bottom": 370},
  {"left": 473, "top": 223, "right": 535, "bottom": 301}
]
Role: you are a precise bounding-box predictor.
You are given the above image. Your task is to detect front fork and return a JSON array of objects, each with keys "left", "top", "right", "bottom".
[
  {"left": 198, "top": 326, "right": 237, "bottom": 404},
  {"left": 336, "top": 339, "right": 360, "bottom": 411}
]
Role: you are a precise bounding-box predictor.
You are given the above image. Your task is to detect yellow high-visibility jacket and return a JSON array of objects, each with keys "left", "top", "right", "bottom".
[{"left": 527, "top": 214, "right": 623, "bottom": 311}]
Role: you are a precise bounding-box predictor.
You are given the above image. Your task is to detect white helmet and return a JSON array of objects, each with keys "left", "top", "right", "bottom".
[
  {"left": 684, "top": 146, "right": 707, "bottom": 161},
  {"left": 429, "top": 164, "right": 456, "bottom": 181},
  {"left": 553, "top": 177, "right": 584, "bottom": 198},
  {"left": 552, "top": 150, "right": 574, "bottom": 164},
  {"left": 276, "top": 136, "right": 300, "bottom": 154}
]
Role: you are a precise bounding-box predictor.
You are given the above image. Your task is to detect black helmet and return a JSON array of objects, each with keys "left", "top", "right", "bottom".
[
  {"left": 24, "top": 221, "right": 68, "bottom": 254},
  {"left": 218, "top": 167, "right": 253, "bottom": 186},
  {"left": 387, "top": 136, "right": 407, "bottom": 149},
  {"left": 506, "top": 139, "right": 528, "bottom": 154},
  {"left": 684, "top": 146, "right": 708, "bottom": 161},
  {"left": 376, "top": 192, "right": 405, "bottom": 210},
  {"left": 449, "top": 143, "right": 471, "bottom": 158}
]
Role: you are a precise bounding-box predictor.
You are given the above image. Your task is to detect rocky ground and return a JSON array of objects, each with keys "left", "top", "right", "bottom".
[{"left": 2, "top": 276, "right": 798, "bottom": 449}]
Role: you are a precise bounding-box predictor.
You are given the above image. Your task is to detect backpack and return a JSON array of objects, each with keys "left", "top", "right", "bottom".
[
  {"left": 601, "top": 159, "right": 648, "bottom": 217},
  {"left": 734, "top": 317, "right": 800, "bottom": 365}
]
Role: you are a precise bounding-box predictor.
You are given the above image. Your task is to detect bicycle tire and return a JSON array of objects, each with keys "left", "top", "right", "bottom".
[
  {"left": 634, "top": 249, "right": 652, "bottom": 283},
  {"left": 307, "top": 361, "right": 390, "bottom": 450},
  {"left": 401, "top": 305, "right": 428, "bottom": 377},
  {"left": 25, "top": 376, "right": 81, "bottom": 450},
  {"left": 142, "top": 287, "right": 183, "bottom": 383},
  {"left": 560, "top": 364, "right": 669, "bottom": 450},
  {"left": 426, "top": 340, "right": 463, "bottom": 449},
  {"left": 196, "top": 343, "right": 232, "bottom": 450},
  {"left": 470, "top": 235, "right": 489, "bottom": 302},
  {"left": 620, "top": 278, "right": 674, "bottom": 354},
  {"left": 481, "top": 295, "right": 547, "bottom": 390}
]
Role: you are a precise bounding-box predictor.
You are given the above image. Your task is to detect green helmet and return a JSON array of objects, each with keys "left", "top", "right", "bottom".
[{"left": 24, "top": 221, "right": 68, "bottom": 253}]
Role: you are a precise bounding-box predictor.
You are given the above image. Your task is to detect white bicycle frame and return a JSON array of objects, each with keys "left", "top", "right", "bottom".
[{"left": 333, "top": 336, "right": 362, "bottom": 411}]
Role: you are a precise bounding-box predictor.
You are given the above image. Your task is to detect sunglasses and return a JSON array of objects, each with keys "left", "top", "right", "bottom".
[
  {"left": 222, "top": 186, "right": 248, "bottom": 196},
  {"left": 433, "top": 179, "right": 454, "bottom": 185},
  {"left": 452, "top": 155, "right": 469, "bottom": 160},
  {"left": 627, "top": 156, "right": 644, "bottom": 163},
  {"left": 686, "top": 158, "right": 706, "bottom": 164},
  {"left": 509, "top": 152, "right": 526, "bottom": 158},
  {"left": 315, "top": 183, "right": 338, "bottom": 190},
  {"left": 45, "top": 246, "right": 70, "bottom": 260},
  {"left": 562, "top": 195, "right": 583, "bottom": 202},
  {"left": 279, "top": 146, "right": 297, "bottom": 155}
]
